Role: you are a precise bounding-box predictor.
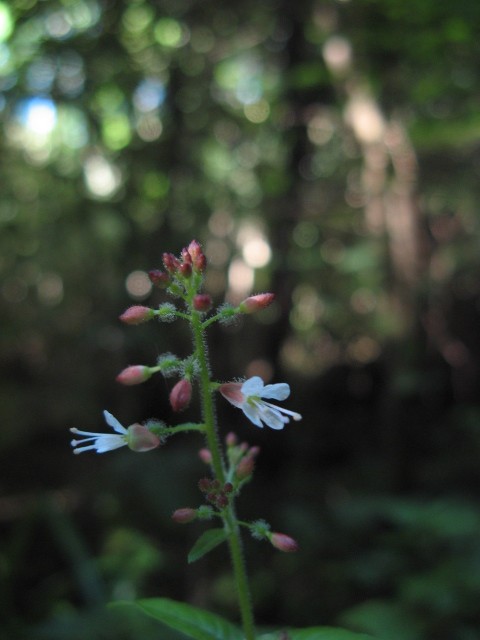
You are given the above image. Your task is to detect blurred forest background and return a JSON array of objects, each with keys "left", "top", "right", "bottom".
[{"left": 1, "top": 0, "right": 480, "bottom": 638}]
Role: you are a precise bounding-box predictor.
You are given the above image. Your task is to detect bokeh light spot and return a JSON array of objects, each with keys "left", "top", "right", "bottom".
[
  {"left": 0, "top": 3, "right": 13, "bottom": 42},
  {"left": 125, "top": 270, "right": 152, "bottom": 300},
  {"left": 17, "top": 97, "right": 57, "bottom": 134},
  {"left": 244, "top": 99, "right": 270, "bottom": 123}
]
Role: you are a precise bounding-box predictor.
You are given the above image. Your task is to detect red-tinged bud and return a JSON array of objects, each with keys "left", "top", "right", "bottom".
[
  {"left": 236, "top": 455, "right": 255, "bottom": 479},
  {"left": 223, "top": 482, "right": 233, "bottom": 493},
  {"left": 172, "top": 508, "right": 197, "bottom": 524},
  {"left": 217, "top": 495, "right": 229, "bottom": 508},
  {"left": 163, "top": 252, "right": 181, "bottom": 273},
  {"left": 170, "top": 379, "right": 192, "bottom": 412},
  {"left": 181, "top": 247, "right": 192, "bottom": 264},
  {"left": 248, "top": 445, "right": 261, "bottom": 458},
  {"left": 239, "top": 293, "right": 275, "bottom": 314},
  {"left": 198, "top": 478, "right": 212, "bottom": 492},
  {"left": 116, "top": 365, "right": 152, "bottom": 386},
  {"left": 127, "top": 424, "right": 161, "bottom": 452},
  {"left": 198, "top": 448, "right": 213, "bottom": 464},
  {"left": 148, "top": 270, "right": 170, "bottom": 288},
  {"left": 193, "top": 294, "right": 212, "bottom": 312},
  {"left": 225, "top": 432, "right": 238, "bottom": 446},
  {"left": 179, "top": 262, "right": 192, "bottom": 278},
  {"left": 119, "top": 305, "right": 154, "bottom": 325},
  {"left": 270, "top": 533, "right": 299, "bottom": 553},
  {"left": 187, "top": 239, "right": 207, "bottom": 272}
]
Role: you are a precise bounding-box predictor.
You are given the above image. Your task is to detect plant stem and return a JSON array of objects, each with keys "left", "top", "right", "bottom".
[{"left": 190, "top": 310, "right": 256, "bottom": 640}]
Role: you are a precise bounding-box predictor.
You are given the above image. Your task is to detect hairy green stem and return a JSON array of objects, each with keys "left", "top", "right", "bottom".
[{"left": 190, "top": 309, "right": 256, "bottom": 640}]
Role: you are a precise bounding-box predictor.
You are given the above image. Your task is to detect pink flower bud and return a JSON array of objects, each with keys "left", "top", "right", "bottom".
[
  {"left": 225, "top": 432, "right": 238, "bottom": 446},
  {"left": 116, "top": 365, "right": 152, "bottom": 385},
  {"left": 193, "top": 294, "right": 212, "bottom": 312},
  {"left": 181, "top": 247, "right": 193, "bottom": 265},
  {"left": 163, "top": 252, "right": 181, "bottom": 273},
  {"left": 119, "top": 305, "right": 154, "bottom": 325},
  {"left": 148, "top": 270, "right": 170, "bottom": 288},
  {"left": 236, "top": 455, "right": 255, "bottom": 479},
  {"left": 187, "top": 239, "right": 207, "bottom": 272},
  {"left": 198, "top": 448, "right": 213, "bottom": 464},
  {"left": 170, "top": 379, "right": 192, "bottom": 412},
  {"left": 223, "top": 482, "right": 234, "bottom": 493},
  {"left": 270, "top": 532, "right": 298, "bottom": 553},
  {"left": 239, "top": 293, "right": 275, "bottom": 314},
  {"left": 248, "top": 445, "right": 261, "bottom": 458},
  {"left": 172, "top": 508, "right": 197, "bottom": 524},
  {"left": 179, "top": 262, "right": 192, "bottom": 278},
  {"left": 127, "top": 424, "right": 161, "bottom": 452}
]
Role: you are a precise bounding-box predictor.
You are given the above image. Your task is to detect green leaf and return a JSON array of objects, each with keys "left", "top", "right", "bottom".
[
  {"left": 118, "top": 597, "right": 244, "bottom": 640},
  {"left": 259, "top": 628, "right": 379, "bottom": 640},
  {"left": 187, "top": 528, "right": 228, "bottom": 563}
]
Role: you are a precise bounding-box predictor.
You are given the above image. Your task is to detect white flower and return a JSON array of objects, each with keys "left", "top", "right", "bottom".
[
  {"left": 70, "top": 410, "right": 160, "bottom": 454},
  {"left": 219, "top": 376, "right": 302, "bottom": 430}
]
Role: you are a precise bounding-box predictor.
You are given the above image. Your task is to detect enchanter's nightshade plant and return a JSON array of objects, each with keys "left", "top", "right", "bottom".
[{"left": 69, "top": 240, "right": 376, "bottom": 640}]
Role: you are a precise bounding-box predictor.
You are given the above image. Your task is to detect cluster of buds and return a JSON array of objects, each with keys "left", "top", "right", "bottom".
[
  {"left": 198, "top": 477, "right": 234, "bottom": 510},
  {"left": 162, "top": 239, "right": 207, "bottom": 279},
  {"left": 225, "top": 432, "right": 260, "bottom": 481}
]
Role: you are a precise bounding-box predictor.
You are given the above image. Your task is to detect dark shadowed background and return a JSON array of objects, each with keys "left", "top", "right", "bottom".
[{"left": 1, "top": 1, "right": 480, "bottom": 638}]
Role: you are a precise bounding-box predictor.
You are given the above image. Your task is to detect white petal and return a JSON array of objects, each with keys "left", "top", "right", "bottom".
[
  {"left": 242, "top": 401, "right": 264, "bottom": 428},
  {"left": 261, "top": 382, "right": 290, "bottom": 401},
  {"left": 241, "top": 376, "right": 264, "bottom": 397},
  {"left": 103, "top": 410, "right": 127, "bottom": 434},
  {"left": 258, "top": 405, "right": 286, "bottom": 430},
  {"left": 95, "top": 435, "right": 127, "bottom": 453}
]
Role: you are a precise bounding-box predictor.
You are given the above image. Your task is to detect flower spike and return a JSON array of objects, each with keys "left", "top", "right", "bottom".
[{"left": 219, "top": 376, "right": 302, "bottom": 430}]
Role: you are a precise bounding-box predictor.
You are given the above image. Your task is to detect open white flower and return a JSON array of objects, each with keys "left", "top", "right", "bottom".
[
  {"left": 219, "top": 376, "right": 302, "bottom": 430},
  {"left": 70, "top": 410, "right": 160, "bottom": 454}
]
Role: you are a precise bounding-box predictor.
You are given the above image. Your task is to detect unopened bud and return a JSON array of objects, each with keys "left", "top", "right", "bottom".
[
  {"left": 198, "top": 478, "right": 212, "bottom": 492},
  {"left": 148, "top": 270, "right": 170, "bottom": 288},
  {"left": 179, "top": 262, "right": 192, "bottom": 278},
  {"left": 119, "top": 305, "right": 154, "bottom": 325},
  {"left": 216, "top": 495, "right": 229, "bottom": 509},
  {"left": 187, "top": 239, "right": 207, "bottom": 272},
  {"left": 163, "top": 252, "right": 181, "bottom": 273},
  {"left": 198, "top": 448, "right": 213, "bottom": 464},
  {"left": 223, "top": 482, "right": 234, "bottom": 493},
  {"left": 127, "top": 424, "right": 161, "bottom": 452},
  {"left": 193, "top": 294, "right": 212, "bottom": 312},
  {"left": 170, "top": 379, "right": 192, "bottom": 412},
  {"left": 172, "top": 508, "right": 197, "bottom": 524},
  {"left": 270, "top": 532, "right": 298, "bottom": 553},
  {"left": 236, "top": 455, "right": 255, "bottom": 479},
  {"left": 116, "top": 365, "right": 152, "bottom": 386},
  {"left": 181, "top": 247, "right": 193, "bottom": 265},
  {"left": 225, "top": 432, "right": 238, "bottom": 447},
  {"left": 239, "top": 293, "right": 275, "bottom": 314}
]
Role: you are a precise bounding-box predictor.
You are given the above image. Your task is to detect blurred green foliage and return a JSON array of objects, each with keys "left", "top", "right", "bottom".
[{"left": 1, "top": 0, "right": 480, "bottom": 638}]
